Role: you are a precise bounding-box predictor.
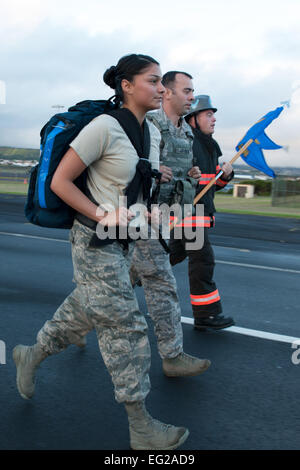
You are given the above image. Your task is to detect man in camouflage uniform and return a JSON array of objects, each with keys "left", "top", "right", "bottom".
[
  {"left": 129, "top": 72, "right": 198, "bottom": 357},
  {"left": 131, "top": 72, "right": 233, "bottom": 333},
  {"left": 130, "top": 72, "right": 204, "bottom": 356}
]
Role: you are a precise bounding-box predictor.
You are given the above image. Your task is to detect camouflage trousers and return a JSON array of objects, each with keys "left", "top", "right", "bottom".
[
  {"left": 37, "top": 220, "right": 151, "bottom": 404},
  {"left": 130, "top": 238, "right": 183, "bottom": 359}
]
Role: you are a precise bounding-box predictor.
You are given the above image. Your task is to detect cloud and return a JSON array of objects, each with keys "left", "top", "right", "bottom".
[
  {"left": 0, "top": 22, "right": 131, "bottom": 147},
  {"left": 263, "top": 82, "right": 300, "bottom": 168},
  {"left": 265, "top": 27, "right": 300, "bottom": 60},
  {"left": 0, "top": 81, "right": 6, "bottom": 105},
  {"left": 1, "top": 0, "right": 300, "bottom": 167}
]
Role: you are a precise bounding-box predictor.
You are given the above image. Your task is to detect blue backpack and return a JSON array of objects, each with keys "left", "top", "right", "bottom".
[{"left": 25, "top": 99, "right": 117, "bottom": 228}]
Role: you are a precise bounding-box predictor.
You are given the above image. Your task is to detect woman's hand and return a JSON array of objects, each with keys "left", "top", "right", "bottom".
[
  {"left": 99, "top": 207, "right": 135, "bottom": 227},
  {"left": 146, "top": 205, "right": 161, "bottom": 228}
]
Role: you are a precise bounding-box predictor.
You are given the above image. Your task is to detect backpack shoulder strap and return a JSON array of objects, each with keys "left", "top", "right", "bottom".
[
  {"left": 108, "top": 108, "right": 150, "bottom": 159},
  {"left": 147, "top": 112, "right": 171, "bottom": 152}
]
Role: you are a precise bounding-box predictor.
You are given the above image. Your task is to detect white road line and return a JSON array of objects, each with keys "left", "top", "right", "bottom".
[
  {"left": 216, "top": 259, "right": 300, "bottom": 274},
  {"left": 181, "top": 316, "right": 300, "bottom": 344},
  {"left": 0, "top": 231, "right": 68, "bottom": 243},
  {"left": 1, "top": 231, "right": 300, "bottom": 274},
  {"left": 1, "top": 229, "right": 299, "bottom": 344}
]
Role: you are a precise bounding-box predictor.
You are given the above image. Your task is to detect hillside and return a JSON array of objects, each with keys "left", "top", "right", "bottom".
[
  {"left": 0, "top": 146, "right": 299, "bottom": 176},
  {"left": 0, "top": 146, "right": 39, "bottom": 161}
]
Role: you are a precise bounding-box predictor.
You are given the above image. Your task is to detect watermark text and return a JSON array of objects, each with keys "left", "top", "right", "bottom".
[
  {"left": 95, "top": 199, "right": 205, "bottom": 250},
  {"left": 291, "top": 340, "right": 300, "bottom": 365},
  {"left": 0, "top": 340, "right": 6, "bottom": 365}
]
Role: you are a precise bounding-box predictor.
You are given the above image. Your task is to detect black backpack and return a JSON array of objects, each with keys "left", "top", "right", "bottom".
[
  {"left": 25, "top": 99, "right": 118, "bottom": 229},
  {"left": 24, "top": 100, "right": 169, "bottom": 250}
]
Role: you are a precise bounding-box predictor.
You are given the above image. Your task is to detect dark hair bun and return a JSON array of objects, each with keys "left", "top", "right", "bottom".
[{"left": 103, "top": 65, "right": 117, "bottom": 89}]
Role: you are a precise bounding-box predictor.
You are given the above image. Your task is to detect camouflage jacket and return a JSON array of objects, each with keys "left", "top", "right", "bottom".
[{"left": 147, "top": 107, "right": 197, "bottom": 205}]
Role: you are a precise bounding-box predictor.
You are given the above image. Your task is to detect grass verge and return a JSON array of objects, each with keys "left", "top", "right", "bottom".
[
  {"left": 0, "top": 181, "right": 29, "bottom": 195},
  {"left": 1, "top": 182, "right": 300, "bottom": 219},
  {"left": 214, "top": 194, "right": 300, "bottom": 219}
]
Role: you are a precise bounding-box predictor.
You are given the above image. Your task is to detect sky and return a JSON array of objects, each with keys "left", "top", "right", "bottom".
[{"left": 1, "top": 0, "right": 300, "bottom": 168}]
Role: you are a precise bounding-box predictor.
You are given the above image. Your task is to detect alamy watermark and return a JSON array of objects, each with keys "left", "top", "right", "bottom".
[
  {"left": 0, "top": 340, "right": 6, "bottom": 365},
  {"left": 291, "top": 340, "right": 300, "bottom": 365},
  {"left": 95, "top": 199, "right": 205, "bottom": 250},
  {"left": 0, "top": 80, "right": 6, "bottom": 104}
]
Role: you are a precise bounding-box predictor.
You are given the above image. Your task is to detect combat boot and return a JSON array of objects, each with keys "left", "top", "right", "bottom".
[
  {"left": 125, "top": 401, "right": 189, "bottom": 450},
  {"left": 13, "top": 343, "right": 48, "bottom": 399},
  {"left": 194, "top": 315, "right": 235, "bottom": 331},
  {"left": 162, "top": 352, "right": 211, "bottom": 377}
]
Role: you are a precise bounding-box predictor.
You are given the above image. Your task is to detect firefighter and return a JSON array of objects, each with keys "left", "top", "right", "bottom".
[{"left": 178, "top": 94, "right": 235, "bottom": 330}]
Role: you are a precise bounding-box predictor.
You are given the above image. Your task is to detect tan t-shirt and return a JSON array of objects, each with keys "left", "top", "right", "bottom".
[{"left": 70, "top": 113, "right": 160, "bottom": 211}]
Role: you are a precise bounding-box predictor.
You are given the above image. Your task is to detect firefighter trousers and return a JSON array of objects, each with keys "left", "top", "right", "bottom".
[{"left": 170, "top": 227, "right": 222, "bottom": 319}]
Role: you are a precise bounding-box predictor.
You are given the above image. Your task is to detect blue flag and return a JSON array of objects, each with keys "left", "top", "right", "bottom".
[{"left": 236, "top": 106, "right": 284, "bottom": 178}]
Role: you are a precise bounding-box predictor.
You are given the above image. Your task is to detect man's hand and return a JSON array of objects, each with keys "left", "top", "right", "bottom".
[
  {"left": 221, "top": 162, "right": 233, "bottom": 179},
  {"left": 188, "top": 166, "right": 201, "bottom": 180},
  {"left": 159, "top": 165, "right": 173, "bottom": 183}
]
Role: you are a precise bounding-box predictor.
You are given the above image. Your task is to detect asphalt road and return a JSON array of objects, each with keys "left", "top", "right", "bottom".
[{"left": 1, "top": 195, "right": 300, "bottom": 452}]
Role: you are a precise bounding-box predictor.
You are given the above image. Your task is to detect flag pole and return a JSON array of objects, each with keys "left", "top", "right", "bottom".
[
  {"left": 193, "top": 138, "right": 253, "bottom": 205},
  {"left": 169, "top": 138, "right": 253, "bottom": 231}
]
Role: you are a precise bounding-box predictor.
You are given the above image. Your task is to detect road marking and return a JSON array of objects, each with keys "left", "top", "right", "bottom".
[
  {"left": 0, "top": 231, "right": 68, "bottom": 243},
  {"left": 1, "top": 231, "right": 300, "bottom": 274},
  {"left": 216, "top": 259, "right": 300, "bottom": 274},
  {"left": 181, "top": 316, "right": 300, "bottom": 344},
  {"left": 1, "top": 229, "right": 299, "bottom": 344}
]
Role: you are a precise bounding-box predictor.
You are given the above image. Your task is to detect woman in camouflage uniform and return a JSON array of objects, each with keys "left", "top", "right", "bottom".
[{"left": 13, "top": 54, "right": 189, "bottom": 450}]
